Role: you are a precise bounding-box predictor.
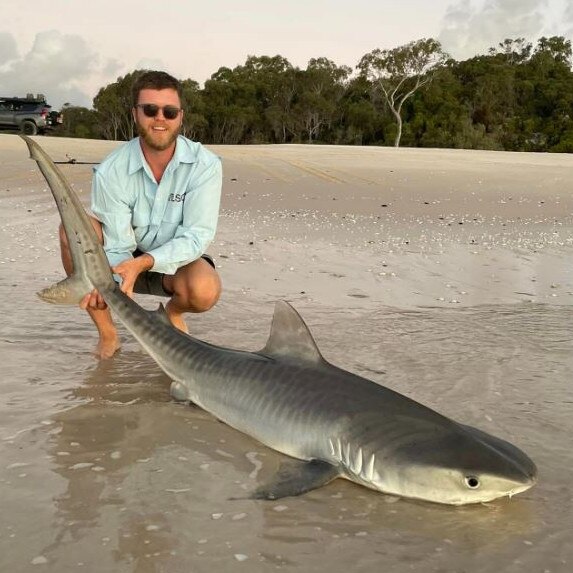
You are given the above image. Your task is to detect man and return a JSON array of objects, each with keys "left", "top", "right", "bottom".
[{"left": 59, "top": 70, "right": 222, "bottom": 359}]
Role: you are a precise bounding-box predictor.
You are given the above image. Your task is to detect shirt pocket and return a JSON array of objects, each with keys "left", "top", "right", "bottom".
[
  {"left": 132, "top": 201, "right": 152, "bottom": 229},
  {"left": 163, "top": 203, "right": 184, "bottom": 224}
]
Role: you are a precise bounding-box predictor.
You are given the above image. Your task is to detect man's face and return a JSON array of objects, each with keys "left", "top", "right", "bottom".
[{"left": 133, "top": 88, "right": 183, "bottom": 151}]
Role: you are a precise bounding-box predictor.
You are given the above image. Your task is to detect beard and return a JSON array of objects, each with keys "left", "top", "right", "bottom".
[{"left": 136, "top": 122, "right": 179, "bottom": 151}]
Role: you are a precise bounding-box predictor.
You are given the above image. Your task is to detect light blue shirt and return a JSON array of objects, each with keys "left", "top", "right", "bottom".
[{"left": 91, "top": 136, "right": 222, "bottom": 275}]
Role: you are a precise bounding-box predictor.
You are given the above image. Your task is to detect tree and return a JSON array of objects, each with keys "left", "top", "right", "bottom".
[
  {"left": 293, "top": 58, "right": 351, "bottom": 143},
  {"left": 93, "top": 70, "right": 145, "bottom": 141},
  {"left": 520, "top": 36, "right": 573, "bottom": 151},
  {"left": 243, "top": 55, "right": 298, "bottom": 143},
  {"left": 335, "top": 75, "right": 384, "bottom": 144},
  {"left": 534, "top": 36, "right": 572, "bottom": 66},
  {"left": 180, "top": 79, "right": 207, "bottom": 141},
  {"left": 55, "top": 105, "right": 101, "bottom": 139},
  {"left": 488, "top": 38, "right": 532, "bottom": 65},
  {"left": 358, "top": 38, "right": 448, "bottom": 147},
  {"left": 201, "top": 67, "right": 259, "bottom": 144},
  {"left": 235, "top": 55, "right": 297, "bottom": 142}
]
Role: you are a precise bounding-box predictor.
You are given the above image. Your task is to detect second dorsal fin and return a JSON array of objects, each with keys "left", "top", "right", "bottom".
[{"left": 152, "top": 303, "right": 173, "bottom": 326}]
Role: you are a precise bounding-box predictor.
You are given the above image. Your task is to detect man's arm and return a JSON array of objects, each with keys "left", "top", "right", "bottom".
[
  {"left": 91, "top": 168, "right": 137, "bottom": 269},
  {"left": 84, "top": 168, "right": 140, "bottom": 304},
  {"left": 112, "top": 252, "right": 154, "bottom": 297}
]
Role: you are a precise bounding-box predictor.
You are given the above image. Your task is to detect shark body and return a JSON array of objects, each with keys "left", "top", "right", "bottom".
[{"left": 22, "top": 135, "right": 537, "bottom": 504}]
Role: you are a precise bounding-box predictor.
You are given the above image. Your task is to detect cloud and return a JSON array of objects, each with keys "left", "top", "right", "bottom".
[
  {"left": 102, "top": 58, "right": 123, "bottom": 77},
  {"left": 439, "top": 0, "right": 552, "bottom": 59},
  {"left": 135, "top": 57, "right": 168, "bottom": 72},
  {"left": 0, "top": 32, "right": 19, "bottom": 68},
  {"left": 564, "top": 0, "right": 573, "bottom": 34},
  {"left": 0, "top": 30, "right": 122, "bottom": 108}
]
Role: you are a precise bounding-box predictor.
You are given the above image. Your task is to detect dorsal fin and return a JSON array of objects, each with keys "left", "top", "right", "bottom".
[
  {"left": 259, "top": 301, "right": 324, "bottom": 364},
  {"left": 152, "top": 303, "right": 172, "bottom": 326}
]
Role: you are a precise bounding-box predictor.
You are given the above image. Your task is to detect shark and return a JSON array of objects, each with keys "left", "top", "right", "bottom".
[{"left": 21, "top": 134, "right": 538, "bottom": 505}]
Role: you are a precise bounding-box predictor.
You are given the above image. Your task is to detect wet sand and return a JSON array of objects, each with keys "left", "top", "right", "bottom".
[{"left": 1, "top": 134, "right": 573, "bottom": 572}]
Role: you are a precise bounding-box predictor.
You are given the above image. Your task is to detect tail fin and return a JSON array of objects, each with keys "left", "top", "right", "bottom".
[{"left": 21, "top": 135, "right": 115, "bottom": 304}]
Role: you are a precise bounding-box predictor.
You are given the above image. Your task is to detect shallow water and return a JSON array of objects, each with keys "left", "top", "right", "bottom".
[{"left": 1, "top": 289, "right": 572, "bottom": 572}]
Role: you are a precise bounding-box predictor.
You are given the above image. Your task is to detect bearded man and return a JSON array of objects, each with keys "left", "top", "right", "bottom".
[{"left": 59, "top": 70, "right": 222, "bottom": 358}]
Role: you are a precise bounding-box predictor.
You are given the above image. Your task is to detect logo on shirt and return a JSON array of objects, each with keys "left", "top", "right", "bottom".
[{"left": 168, "top": 192, "right": 187, "bottom": 203}]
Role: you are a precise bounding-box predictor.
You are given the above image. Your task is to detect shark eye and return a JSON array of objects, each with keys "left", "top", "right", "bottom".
[{"left": 465, "top": 475, "right": 480, "bottom": 489}]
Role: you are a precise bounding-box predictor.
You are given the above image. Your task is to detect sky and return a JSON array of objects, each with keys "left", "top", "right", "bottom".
[{"left": 1, "top": 0, "right": 572, "bottom": 109}]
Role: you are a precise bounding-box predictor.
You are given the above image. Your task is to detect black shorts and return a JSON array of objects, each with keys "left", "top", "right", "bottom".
[{"left": 131, "top": 252, "right": 215, "bottom": 297}]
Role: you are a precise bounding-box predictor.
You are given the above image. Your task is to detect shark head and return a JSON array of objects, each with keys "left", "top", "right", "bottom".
[
  {"left": 361, "top": 420, "right": 537, "bottom": 505},
  {"left": 263, "top": 301, "right": 538, "bottom": 506}
]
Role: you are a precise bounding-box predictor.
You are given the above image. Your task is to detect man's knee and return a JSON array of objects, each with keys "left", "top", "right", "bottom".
[
  {"left": 173, "top": 262, "right": 221, "bottom": 312},
  {"left": 187, "top": 273, "right": 221, "bottom": 312}
]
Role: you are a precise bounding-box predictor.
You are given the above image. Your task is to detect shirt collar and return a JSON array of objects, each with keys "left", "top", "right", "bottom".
[{"left": 127, "top": 136, "right": 196, "bottom": 176}]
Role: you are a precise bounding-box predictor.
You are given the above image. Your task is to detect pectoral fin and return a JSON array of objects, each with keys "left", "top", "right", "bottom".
[{"left": 251, "top": 459, "right": 340, "bottom": 500}]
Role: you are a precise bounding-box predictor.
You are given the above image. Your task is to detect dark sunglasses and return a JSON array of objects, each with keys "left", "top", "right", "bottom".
[{"left": 136, "top": 103, "right": 181, "bottom": 120}]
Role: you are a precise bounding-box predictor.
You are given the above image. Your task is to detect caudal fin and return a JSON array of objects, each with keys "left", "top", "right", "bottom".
[
  {"left": 20, "top": 135, "right": 115, "bottom": 304},
  {"left": 37, "top": 275, "right": 93, "bottom": 305}
]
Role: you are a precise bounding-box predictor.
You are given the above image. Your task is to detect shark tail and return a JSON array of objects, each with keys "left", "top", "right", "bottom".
[
  {"left": 20, "top": 134, "right": 115, "bottom": 304},
  {"left": 37, "top": 275, "right": 95, "bottom": 305}
]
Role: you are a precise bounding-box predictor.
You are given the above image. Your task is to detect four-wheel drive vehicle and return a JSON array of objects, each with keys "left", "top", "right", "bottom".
[{"left": 0, "top": 95, "right": 63, "bottom": 135}]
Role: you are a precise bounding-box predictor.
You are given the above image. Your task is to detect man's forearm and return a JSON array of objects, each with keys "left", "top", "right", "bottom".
[{"left": 111, "top": 252, "right": 156, "bottom": 297}]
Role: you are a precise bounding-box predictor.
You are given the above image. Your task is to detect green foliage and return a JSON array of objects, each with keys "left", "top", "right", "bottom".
[
  {"left": 58, "top": 36, "right": 573, "bottom": 153},
  {"left": 358, "top": 38, "right": 449, "bottom": 146},
  {"left": 291, "top": 58, "right": 351, "bottom": 143},
  {"left": 180, "top": 79, "right": 207, "bottom": 140},
  {"left": 51, "top": 105, "right": 101, "bottom": 139},
  {"left": 93, "top": 70, "right": 146, "bottom": 141}
]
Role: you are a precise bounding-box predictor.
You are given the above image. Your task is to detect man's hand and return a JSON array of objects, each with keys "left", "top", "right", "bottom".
[
  {"left": 112, "top": 253, "right": 155, "bottom": 298},
  {"left": 78, "top": 253, "right": 155, "bottom": 310},
  {"left": 80, "top": 289, "right": 107, "bottom": 311}
]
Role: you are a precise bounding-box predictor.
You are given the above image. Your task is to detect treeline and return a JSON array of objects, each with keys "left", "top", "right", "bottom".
[{"left": 55, "top": 36, "right": 573, "bottom": 152}]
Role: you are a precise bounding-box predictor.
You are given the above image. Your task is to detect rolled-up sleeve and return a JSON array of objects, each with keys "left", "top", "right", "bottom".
[
  {"left": 147, "top": 157, "right": 222, "bottom": 273},
  {"left": 91, "top": 168, "right": 137, "bottom": 268}
]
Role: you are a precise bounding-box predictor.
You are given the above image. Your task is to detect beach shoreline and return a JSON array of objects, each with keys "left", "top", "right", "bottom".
[{"left": 3, "top": 134, "right": 573, "bottom": 310}]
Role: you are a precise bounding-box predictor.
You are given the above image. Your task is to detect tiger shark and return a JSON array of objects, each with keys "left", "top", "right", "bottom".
[{"left": 21, "top": 134, "right": 537, "bottom": 505}]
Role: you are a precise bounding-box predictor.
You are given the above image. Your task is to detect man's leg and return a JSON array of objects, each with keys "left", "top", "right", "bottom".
[
  {"left": 162, "top": 259, "right": 222, "bottom": 333},
  {"left": 58, "top": 217, "right": 120, "bottom": 359}
]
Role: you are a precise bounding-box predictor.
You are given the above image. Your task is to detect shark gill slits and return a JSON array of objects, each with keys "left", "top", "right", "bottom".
[
  {"left": 353, "top": 447, "right": 364, "bottom": 475},
  {"left": 365, "top": 454, "right": 376, "bottom": 482},
  {"left": 465, "top": 475, "right": 480, "bottom": 489}
]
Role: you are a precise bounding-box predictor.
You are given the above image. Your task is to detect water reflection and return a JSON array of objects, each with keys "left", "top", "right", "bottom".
[{"left": 43, "top": 351, "right": 268, "bottom": 570}]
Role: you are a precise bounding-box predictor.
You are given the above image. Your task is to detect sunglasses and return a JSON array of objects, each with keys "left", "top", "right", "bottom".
[{"left": 136, "top": 103, "right": 181, "bottom": 120}]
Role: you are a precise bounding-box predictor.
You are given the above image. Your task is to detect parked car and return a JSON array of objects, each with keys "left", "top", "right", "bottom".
[{"left": 0, "top": 95, "right": 63, "bottom": 135}]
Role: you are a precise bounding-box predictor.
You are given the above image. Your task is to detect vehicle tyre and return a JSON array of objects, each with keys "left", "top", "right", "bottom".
[{"left": 21, "top": 121, "right": 38, "bottom": 136}]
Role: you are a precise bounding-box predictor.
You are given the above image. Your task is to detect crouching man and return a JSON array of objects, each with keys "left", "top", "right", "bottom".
[{"left": 59, "top": 70, "right": 222, "bottom": 358}]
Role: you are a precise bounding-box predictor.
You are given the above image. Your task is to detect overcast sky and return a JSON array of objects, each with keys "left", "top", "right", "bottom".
[{"left": 1, "top": 0, "right": 572, "bottom": 109}]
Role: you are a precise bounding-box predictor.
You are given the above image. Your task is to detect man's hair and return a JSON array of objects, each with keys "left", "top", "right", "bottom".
[{"left": 131, "top": 71, "right": 182, "bottom": 107}]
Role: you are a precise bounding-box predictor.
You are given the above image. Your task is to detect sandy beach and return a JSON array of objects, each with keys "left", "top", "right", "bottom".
[{"left": 1, "top": 133, "right": 573, "bottom": 572}]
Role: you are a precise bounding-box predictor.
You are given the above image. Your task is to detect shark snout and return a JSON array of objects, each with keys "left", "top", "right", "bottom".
[
  {"left": 521, "top": 466, "right": 538, "bottom": 487},
  {"left": 502, "top": 454, "right": 537, "bottom": 499},
  {"left": 512, "top": 451, "right": 538, "bottom": 485}
]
